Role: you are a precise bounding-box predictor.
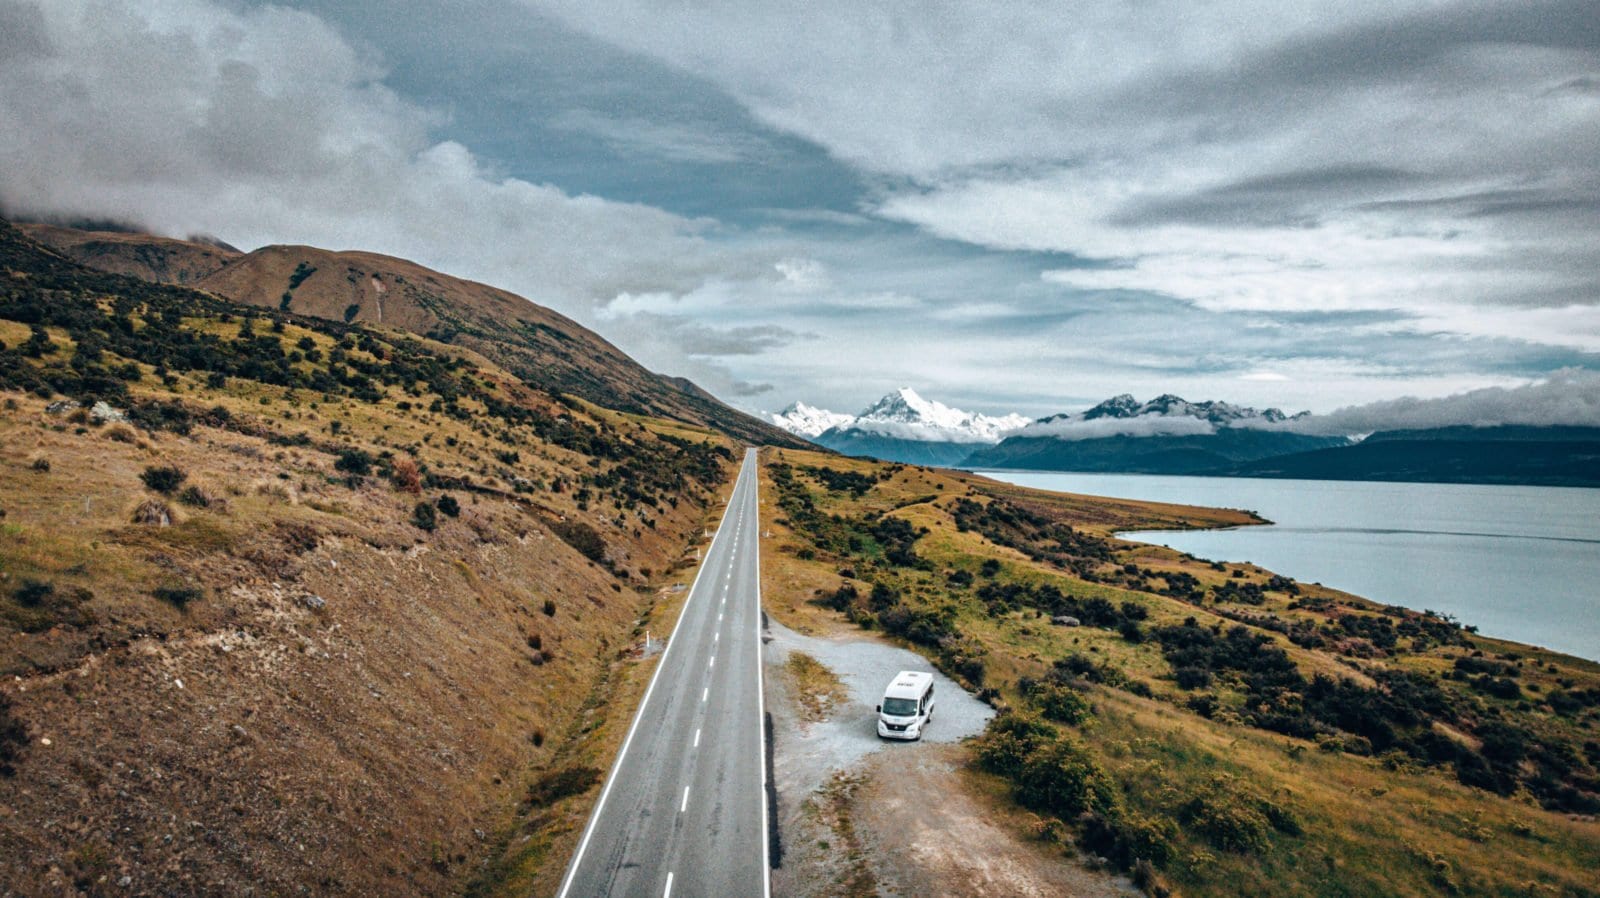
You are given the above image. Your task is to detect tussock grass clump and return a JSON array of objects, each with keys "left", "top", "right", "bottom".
[
  {"left": 130, "top": 499, "right": 172, "bottom": 526},
  {"left": 102, "top": 424, "right": 138, "bottom": 444},
  {"left": 176, "top": 484, "right": 216, "bottom": 508}
]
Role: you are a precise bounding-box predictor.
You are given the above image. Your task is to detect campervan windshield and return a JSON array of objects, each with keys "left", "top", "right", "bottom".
[{"left": 881, "top": 697, "right": 919, "bottom": 716}]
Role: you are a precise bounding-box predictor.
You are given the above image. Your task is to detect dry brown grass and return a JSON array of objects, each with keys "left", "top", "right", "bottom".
[
  {"left": 0, "top": 379, "right": 739, "bottom": 897},
  {"left": 787, "top": 650, "right": 849, "bottom": 723}
]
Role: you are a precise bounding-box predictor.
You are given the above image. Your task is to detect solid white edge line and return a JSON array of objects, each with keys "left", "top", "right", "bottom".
[
  {"left": 752, "top": 448, "right": 772, "bottom": 898},
  {"left": 554, "top": 453, "right": 748, "bottom": 898}
]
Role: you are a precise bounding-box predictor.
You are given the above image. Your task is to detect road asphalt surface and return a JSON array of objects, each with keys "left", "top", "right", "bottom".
[{"left": 556, "top": 448, "right": 770, "bottom": 898}]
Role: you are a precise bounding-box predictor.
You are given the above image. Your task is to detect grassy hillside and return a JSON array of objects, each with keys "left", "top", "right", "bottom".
[
  {"left": 758, "top": 447, "right": 1600, "bottom": 898},
  {"left": 0, "top": 220, "right": 740, "bottom": 895},
  {"left": 20, "top": 222, "right": 808, "bottom": 450}
]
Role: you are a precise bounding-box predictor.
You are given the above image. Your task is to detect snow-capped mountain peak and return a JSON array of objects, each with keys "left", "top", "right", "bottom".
[
  {"left": 768, "top": 388, "right": 1029, "bottom": 445},
  {"left": 850, "top": 387, "right": 1029, "bottom": 443},
  {"left": 1021, "top": 393, "right": 1305, "bottom": 441},
  {"left": 769, "top": 401, "right": 855, "bottom": 438}
]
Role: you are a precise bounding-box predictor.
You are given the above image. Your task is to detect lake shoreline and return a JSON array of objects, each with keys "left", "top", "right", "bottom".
[{"left": 978, "top": 469, "right": 1600, "bottom": 663}]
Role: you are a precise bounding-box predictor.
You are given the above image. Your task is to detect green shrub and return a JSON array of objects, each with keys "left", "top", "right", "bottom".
[
  {"left": 1030, "top": 681, "right": 1092, "bottom": 725},
  {"left": 549, "top": 519, "right": 606, "bottom": 564},
  {"left": 1016, "top": 737, "right": 1115, "bottom": 819},
  {"left": 436, "top": 494, "right": 460, "bottom": 517},
  {"left": 1080, "top": 808, "right": 1179, "bottom": 869},
  {"left": 140, "top": 465, "right": 186, "bottom": 494},
  {"left": 974, "top": 713, "right": 1056, "bottom": 778},
  {"left": 152, "top": 584, "right": 201, "bottom": 610},
  {"left": 176, "top": 485, "right": 212, "bottom": 508},
  {"left": 12, "top": 579, "right": 52, "bottom": 607},
  {"left": 411, "top": 501, "right": 437, "bottom": 532},
  {"left": 334, "top": 448, "right": 374, "bottom": 476},
  {"left": 1177, "top": 775, "right": 1299, "bottom": 853}
]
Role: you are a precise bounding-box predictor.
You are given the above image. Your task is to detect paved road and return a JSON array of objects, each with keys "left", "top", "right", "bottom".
[{"left": 556, "top": 448, "right": 770, "bottom": 898}]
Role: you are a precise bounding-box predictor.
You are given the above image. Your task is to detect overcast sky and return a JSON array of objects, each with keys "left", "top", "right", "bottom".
[{"left": 3, "top": 0, "right": 1598, "bottom": 422}]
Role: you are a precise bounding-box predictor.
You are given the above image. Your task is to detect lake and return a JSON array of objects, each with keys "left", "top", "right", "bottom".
[{"left": 976, "top": 471, "right": 1600, "bottom": 662}]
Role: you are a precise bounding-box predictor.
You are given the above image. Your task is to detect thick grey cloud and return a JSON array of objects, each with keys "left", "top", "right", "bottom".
[
  {"left": 5, "top": 0, "right": 1597, "bottom": 423},
  {"left": 0, "top": 0, "right": 805, "bottom": 399},
  {"left": 1283, "top": 370, "right": 1600, "bottom": 435},
  {"left": 532, "top": 0, "right": 1600, "bottom": 356},
  {"left": 1018, "top": 414, "right": 1218, "bottom": 442}
]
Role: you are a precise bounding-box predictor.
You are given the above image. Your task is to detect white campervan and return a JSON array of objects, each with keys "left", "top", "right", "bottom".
[{"left": 876, "top": 670, "right": 935, "bottom": 741}]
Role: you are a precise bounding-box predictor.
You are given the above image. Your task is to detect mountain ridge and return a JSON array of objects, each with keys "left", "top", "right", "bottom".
[{"left": 19, "top": 222, "right": 807, "bottom": 450}]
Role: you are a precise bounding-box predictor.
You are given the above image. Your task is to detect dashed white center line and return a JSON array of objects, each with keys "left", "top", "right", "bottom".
[
  {"left": 702, "top": 687, "right": 709, "bottom": 702},
  {"left": 709, "top": 655, "right": 715, "bottom": 669},
  {"left": 681, "top": 786, "right": 691, "bottom": 813},
  {"left": 694, "top": 728, "right": 701, "bottom": 748},
  {"left": 664, "top": 872, "right": 674, "bottom": 898},
  {"left": 713, "top": 632, "right": 719, "bottom": 643}
]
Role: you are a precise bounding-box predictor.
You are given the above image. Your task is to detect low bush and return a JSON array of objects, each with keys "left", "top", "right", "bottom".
[
  {"left": 152, "top": 584, "right": 201, "bottom": 610},
  {"left": 12, "top": 579, "right": 52, "bottom": 607},
  {"left": 549, "top": 519, "right": 607, "bottom": 564},
  {"left": 140, "top": 465, "right": 186, "bottom": 494},
  {"left": 1028, "top": 680, "right": 1092, "bottom": 725},
  {"left": 411, "top": 501, "right": 437, "bottom": 532},
  {"left": 334, "top": 448, "right": 374, "bottom": 476},
  {"left": 436, "top": 494, "right": 460, "bottom": 517},
  {"left": 1177, "top": 776, "right": 1300, "bottom": 853},
  {"left": 1015, "top": 737, "right": 1115, "bottom": 820},
  {"left": 176, "top": 485, "right": 213, "bottom": 508},
  {"left": 525, "top": 765, "right": 600, "bottom": 807},
  {"left": 1080, "top": 808, "right": 1179, "bottom": 869},
  {"left": 974, "top": 713, "right": 1056, "bottom": 778}
]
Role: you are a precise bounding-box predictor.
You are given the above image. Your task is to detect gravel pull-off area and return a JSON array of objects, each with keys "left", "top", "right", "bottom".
[{"left": 765, "top": 616, "right": 1135, "bottom": 898}]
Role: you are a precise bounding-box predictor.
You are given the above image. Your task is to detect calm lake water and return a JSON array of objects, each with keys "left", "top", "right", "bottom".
[{"left": 976, "top": 471, "right": 1600, "bottom": 662}]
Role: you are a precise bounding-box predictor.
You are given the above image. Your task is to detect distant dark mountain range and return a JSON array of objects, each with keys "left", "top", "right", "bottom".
[
  {"left": 1223, "top": 426, "right": 1600, "bottom": 487},
  {"left": 963, "top": 427, "right": 1349, "bottom": 474},
  {"left": 774, "top": 389, "right": 1600, "bottom": 487},
  {"left": 961, "top": 392, "right": 1345, "bottom": 473}
]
